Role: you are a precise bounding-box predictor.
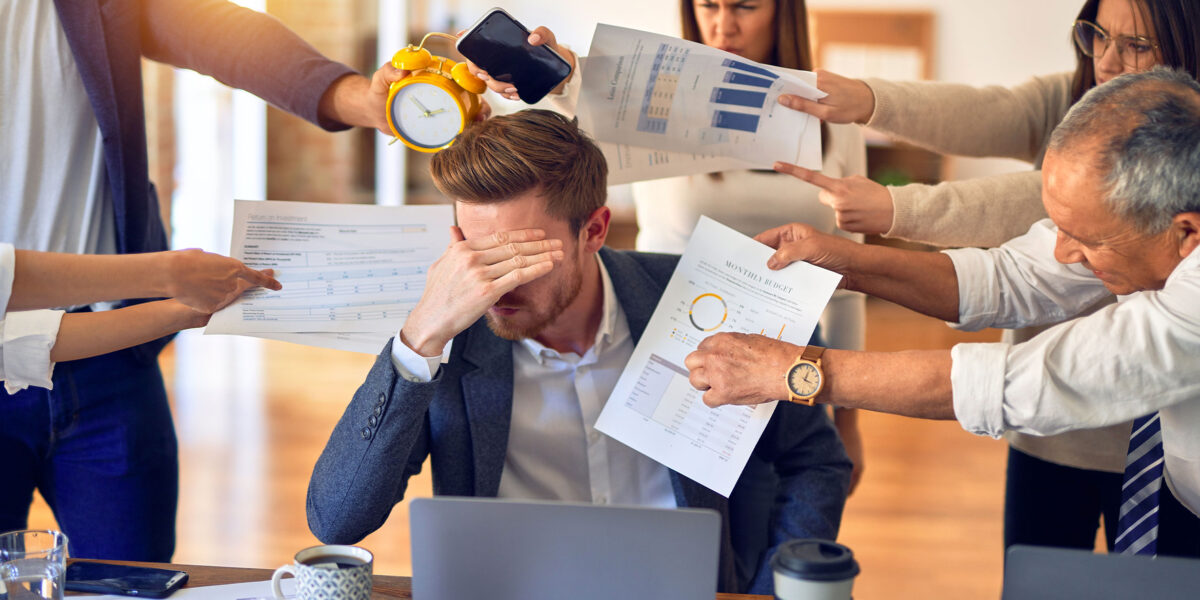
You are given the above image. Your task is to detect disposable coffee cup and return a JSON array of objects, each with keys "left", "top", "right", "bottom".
[{"left": 771, "top": 538, "right": 859, "bottom": 600}]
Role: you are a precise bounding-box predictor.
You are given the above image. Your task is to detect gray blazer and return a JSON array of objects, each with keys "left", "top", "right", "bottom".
[{"left": 307, "top": 248, "right": 852, "bottom": 594}]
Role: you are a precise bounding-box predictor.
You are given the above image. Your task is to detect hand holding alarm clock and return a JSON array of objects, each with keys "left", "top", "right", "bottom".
[{"left": 385, "top": 32, "right": 487, "bottom": 153}]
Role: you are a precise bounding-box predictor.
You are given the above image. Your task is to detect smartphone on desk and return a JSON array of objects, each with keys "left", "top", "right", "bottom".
[
  {"left": 65, "top": 562, "right": 189, "bottom": 598},
  {"left": 456, "top": 7, "right": 572, "bottom": 104}
]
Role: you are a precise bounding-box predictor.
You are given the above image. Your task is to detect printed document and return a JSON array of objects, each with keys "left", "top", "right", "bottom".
[
  {"left": 578, "top": 24, "right": 825, "bottom": 183},
  {"left": 206, "top": 200, "right": 452, "bottom": 353},
  {"left": 595, "top": 217, "right": 841, "bottom": 496}
]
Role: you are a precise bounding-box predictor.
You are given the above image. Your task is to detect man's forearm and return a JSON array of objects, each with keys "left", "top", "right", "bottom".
[
  {"left": 823, "top": 349, "right": 955, "bottom": 419},
  {"left": 841, "top": 243, "right": 960, "bottom": 322}
]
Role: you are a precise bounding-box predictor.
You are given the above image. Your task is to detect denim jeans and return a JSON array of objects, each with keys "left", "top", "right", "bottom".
[{"left": 0, "top": 347, "right": 177, "bottom": 561}]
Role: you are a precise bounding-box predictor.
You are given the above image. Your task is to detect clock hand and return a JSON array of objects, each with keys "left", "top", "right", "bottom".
[
  {"left": 410, "top": 96, "right": 432, "bottom": 117},
  {"left": 427, "top": 108, "right": 446, "bottom": 116}
]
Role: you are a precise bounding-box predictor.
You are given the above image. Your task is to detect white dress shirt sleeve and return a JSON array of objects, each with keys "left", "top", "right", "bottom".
[
  {"left": 945, "top": 219, "right": 1112, "bottom": 331},
  {"left": 388, "top": 333, "right": 449, "bottom": 383},
  {"left": 2, "top": 309, "right": 65, "bottom": 393},
  {"left": 952, "top": 249, "right": 1200, "bottom": 439}
]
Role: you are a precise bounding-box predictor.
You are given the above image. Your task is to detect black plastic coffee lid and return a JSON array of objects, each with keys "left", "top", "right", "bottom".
[{"left": 770, "top": 538, "right": 860, "bottom": 581}]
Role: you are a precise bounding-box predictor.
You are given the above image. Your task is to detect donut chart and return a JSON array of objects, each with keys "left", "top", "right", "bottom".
[{"left": 688, "top": 293, "right": 728, "bottom": 332}]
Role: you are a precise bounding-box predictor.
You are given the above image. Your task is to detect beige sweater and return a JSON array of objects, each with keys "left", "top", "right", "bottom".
[{"left": 864, "top": 73, "right": 1074, "bottom": 248}]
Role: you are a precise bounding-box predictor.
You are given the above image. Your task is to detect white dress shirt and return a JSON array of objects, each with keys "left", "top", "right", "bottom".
[
  {"left": 0, "top": 243, "right": 65, "bottom": 393},
  {"left": 391, "top": 255, "right": 677, "bottom": 508},
  {"left": 946, "top": 219, "right": 1200, "bottom": 515}
]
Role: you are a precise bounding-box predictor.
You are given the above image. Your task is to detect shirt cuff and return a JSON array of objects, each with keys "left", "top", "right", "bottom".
[
  {"left": 2, "top": 309, "right": 64, "bottom": 394},
  {"left": 950, "top": 342, "right": 1009, "bottom": 438},
  {"left": 942, "top": 247, "right": 999, "bottom": 330},
  {"left": 389, "top": 333, "right": 447, "bottom": 383}
]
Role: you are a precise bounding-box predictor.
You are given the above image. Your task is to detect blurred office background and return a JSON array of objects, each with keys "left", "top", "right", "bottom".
[{"left": 30, "top": 1, "right": 1088, "bottom": 597}]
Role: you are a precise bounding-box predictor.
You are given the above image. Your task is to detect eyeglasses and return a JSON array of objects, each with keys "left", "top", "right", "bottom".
[{"left": 1073, "top": 20, "right": 1159, "bottom": 68}]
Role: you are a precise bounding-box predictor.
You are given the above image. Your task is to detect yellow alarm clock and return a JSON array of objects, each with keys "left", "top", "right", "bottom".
[{"left": 386, "top": 32, "right": 486, "bottom": 153}]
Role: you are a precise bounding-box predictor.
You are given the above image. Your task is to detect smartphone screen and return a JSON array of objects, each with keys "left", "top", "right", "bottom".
[
  {"left": 456, "top": 9, "right": 572, "bottom": 104},
  {"left": 65, "top": 562, "right": 189, "bottom": 598}
]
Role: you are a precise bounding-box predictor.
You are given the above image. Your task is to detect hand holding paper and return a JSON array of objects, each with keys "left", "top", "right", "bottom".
[{"left": 684, "top": 332, "right": 799, "bottom": 407}]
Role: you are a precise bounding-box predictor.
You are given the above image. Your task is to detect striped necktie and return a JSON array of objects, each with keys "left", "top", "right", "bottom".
[{"left": 1113, "top": 413, "right": 1165, "bottom": 555}]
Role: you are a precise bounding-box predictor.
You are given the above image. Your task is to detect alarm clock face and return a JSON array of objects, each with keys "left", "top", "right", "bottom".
[{"left": 391, "top": 82, "right": 465, "bottom": 150}]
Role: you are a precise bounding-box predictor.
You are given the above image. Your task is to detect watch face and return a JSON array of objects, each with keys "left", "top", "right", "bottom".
[
  {"left": 391, "top": 82, "right": 464, "bottom": 149},
  {"left": 787, "top": 362, "right": 822, "bottom": 398}
]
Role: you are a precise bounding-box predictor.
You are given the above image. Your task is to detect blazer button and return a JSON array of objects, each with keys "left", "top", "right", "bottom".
[
  {"left": 377, "top": 393, "right": 386, "bottom": 406},
  {"left": 361, "top": 426, "right": 372, "bottom": 440},
  {"left": 368, "top": 415, "right": 379, "bottom": 428},
  {"left": 373, "top": 405, "right": 383, "bottom": 418}
]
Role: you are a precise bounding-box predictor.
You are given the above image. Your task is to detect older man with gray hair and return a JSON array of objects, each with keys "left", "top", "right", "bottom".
[{"left": 686, "top": 66, "right": 1200, "bottom": 557}]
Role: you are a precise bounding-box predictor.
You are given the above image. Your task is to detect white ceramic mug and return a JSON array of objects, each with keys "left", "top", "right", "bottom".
[{"left": 271, "top": 545, "right": 373, "bottom": 600}]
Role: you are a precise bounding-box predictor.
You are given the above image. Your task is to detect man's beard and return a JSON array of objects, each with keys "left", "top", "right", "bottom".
[{"left": 484, "top": 261, "right": 583, "bottom": 341}]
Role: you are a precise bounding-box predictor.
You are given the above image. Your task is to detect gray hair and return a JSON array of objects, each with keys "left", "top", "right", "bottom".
[{"left": 1048, "top": 66, "right": 1200, "bottom": 235}]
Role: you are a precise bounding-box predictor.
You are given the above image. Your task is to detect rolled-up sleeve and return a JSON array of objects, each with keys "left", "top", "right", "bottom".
[
  {"left": 950, "top": 342, "right": 1010, "bottom": 438},
  {"left": 943, "top": 219, "right": 1110, "bottom": 331},
  {"left": 1, "top": 309, "right": 65, "bottom": 393}
]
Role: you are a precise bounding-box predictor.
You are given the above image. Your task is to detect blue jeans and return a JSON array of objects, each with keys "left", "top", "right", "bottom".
[{"left": 0, "top": 347, "right": 177, "bottom": 561}]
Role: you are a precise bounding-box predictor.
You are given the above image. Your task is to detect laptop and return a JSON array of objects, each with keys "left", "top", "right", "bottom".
[
  {"left": 409, "top": 497, "right": 721, "bottom": 600},
  {"left": 1002, "top": 545, "right": 1200, "bottom": 599}
]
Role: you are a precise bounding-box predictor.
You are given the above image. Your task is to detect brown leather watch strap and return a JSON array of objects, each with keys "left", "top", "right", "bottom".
[{"left": 801, "top": 345, "right": 825, "bottom": 362}]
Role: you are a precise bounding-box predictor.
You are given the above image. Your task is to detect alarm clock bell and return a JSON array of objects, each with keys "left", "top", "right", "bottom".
[{"left": 386, "top": 32, "right": 486, "bottom": 153}]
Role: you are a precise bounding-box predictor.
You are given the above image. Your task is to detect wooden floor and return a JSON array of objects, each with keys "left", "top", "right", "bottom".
[{"left": 28, "top": 297, "right": 1008, "bottom": 598}]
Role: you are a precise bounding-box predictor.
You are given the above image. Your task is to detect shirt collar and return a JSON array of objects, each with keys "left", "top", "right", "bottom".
[{"left": 517, "top": 253, "right": 620, "bottom": 362}]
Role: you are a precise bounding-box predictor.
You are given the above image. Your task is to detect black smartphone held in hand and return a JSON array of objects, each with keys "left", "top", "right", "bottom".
[
  {"left": 456, "top": 7, "right": 572, "bottom": 104},
  {"left": 65, "top": 562, "right": 189, "bottom": 598}
]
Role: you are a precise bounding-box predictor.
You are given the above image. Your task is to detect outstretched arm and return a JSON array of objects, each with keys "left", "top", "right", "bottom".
[
  {"left": 683, "top": 332, "right": 955, "bottom": 418},
  {"left": 754, "top": 222, "right": 961, "bottom": 322},
  {"left": 9, "top": 249, "right": 279, "bottom": 313}
]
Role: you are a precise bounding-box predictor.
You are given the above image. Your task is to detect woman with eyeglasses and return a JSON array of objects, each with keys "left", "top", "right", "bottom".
[{"left": 773, "top": 0, "right": 1200, "bottom": 556}]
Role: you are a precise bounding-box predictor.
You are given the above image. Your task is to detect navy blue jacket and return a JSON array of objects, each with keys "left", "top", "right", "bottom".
[{"left": 307, "top": 248, "right": 852, "bottom": 594}]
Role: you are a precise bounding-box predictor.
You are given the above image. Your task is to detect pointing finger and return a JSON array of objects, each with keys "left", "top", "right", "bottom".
[
  {"left": 773, "top": 162, "right": 841, "bottom": 192},
  {"left": 239, "top": 266, "right": 282, "bottom": 291}
]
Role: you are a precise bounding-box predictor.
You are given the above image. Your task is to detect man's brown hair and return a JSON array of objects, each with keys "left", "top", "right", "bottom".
[{"left": 430, "top": 109, "right": 608, "bottom": 234}]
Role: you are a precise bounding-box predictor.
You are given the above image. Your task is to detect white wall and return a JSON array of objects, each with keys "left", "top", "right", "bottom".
[
  {"left": 809, "top": 0, "right": 1082, "bottom": 179},
  {"left": 426, "top": 0, "right": 1085, "bottom": 181}
]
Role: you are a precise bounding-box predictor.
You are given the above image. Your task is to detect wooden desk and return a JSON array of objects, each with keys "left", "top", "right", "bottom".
[{"left": 75, "top": 560, "right": 767, "bottom": 600}]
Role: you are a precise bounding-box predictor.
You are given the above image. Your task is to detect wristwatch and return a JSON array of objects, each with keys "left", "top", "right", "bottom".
[{"left": 785, "top": 346, "right": 826, "bottom": 405}]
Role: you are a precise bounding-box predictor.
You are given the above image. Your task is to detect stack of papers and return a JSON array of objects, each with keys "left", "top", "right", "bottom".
[{"left": 205, "top": 200, "right": 453, "bottom": 354}]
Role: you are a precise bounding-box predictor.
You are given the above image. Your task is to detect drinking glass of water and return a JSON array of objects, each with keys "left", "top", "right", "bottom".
[{"left": 0, "top": 530, "right": 69, "bottom": 600}]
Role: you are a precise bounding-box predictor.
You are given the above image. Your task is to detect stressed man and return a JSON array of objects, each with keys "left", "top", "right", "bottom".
[
  {"left": 688, "top": 68, "right": 1200, "bottom": 557},
  {"left": 306, "top": 110, "right": 851, "bottom": 594}
]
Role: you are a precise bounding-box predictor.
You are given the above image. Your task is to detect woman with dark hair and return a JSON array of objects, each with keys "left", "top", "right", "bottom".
[{"left": 773, "top": 0, "right": 1200, "bottom": 554}]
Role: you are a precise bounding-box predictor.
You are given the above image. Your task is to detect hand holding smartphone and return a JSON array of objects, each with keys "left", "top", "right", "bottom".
[{"left": 456, "top": 8, "right": 572, "bottom": 104}]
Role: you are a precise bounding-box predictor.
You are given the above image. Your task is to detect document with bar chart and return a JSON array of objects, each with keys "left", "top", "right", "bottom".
[
  {"left": 595, "top": 217, "right": 841, "bottom": 496},
  {"left": 578, "top": 24, "right": 825, "bottom": 177},
  {"left": 205, "top": 200, "right": 452, "bottom": 353}
]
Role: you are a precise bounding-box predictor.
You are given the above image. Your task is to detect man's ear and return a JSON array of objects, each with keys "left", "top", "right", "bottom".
[
  {"left": 579, "top": 206, "right": 611, "bottom": 253},
  {"left": 1174, "top": 212, "right": 1200, "bottom": 259}
]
